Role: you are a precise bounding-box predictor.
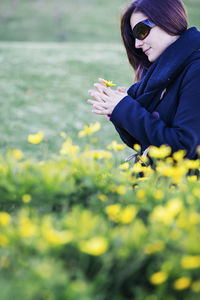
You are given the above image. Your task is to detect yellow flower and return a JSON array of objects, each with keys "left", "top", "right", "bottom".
[
  {"left": 119, "top": 205, "right": 137, "bottom": 224},
  {"left": 144, "top": 240, "right": 165, "bottom": 254},
  {"left": 42, "top": 216, "right": 73, "bottom": 246},
  {"left": 119, "top": 162, "right": 129, "bottom": 170},
  {"left": 181, "top": 255, "right": 200, "bottom": 269},
  {"left": 79, "top": 236, "right": 108, "bottom": 256},
  {"left": 172, "top": 150, "right": 186, "bottom": 161},
  {"left": 133, "top": 144, "right": 141, "bottom": 152},
  {"left": 105, "top": 204, "right": 121, "bottom": 222},
  {"left": 116, "top": 185, "right": 126, "bottom": 195},
  {"left": 28, "top": 131, "right": 44, "bottom": 144},
  {"left": 174, "top": 277, "right": 191, "bottom": 290},
  {"left": 44, "top": 229, "right": 73, "bottom": 246},
  {"left": 78, "top": 122, "right": 101, "bottom": 137},
  {"left": 189, "top": 212, "right": 200, "bottom": 224},
  {"left": 102, "top": 79, "right": 116, "bottom": 87},
  {"left": 91, "top": 150, "right": 112, "bottom": 160},
  {"left": 19, "top": 216, "right": 37, "bottom": 238},
  {"left": 22, "top": 194, "right": 31, "bottom": 203},
  {"left": 0, "top": 212, "right": 11, "bottom": 227},
  {"left": 153, "top": 190, "right": 164, "bottom": 200},
  {"left": 60, "top": 137, "right": 79, "bottom": 156},
  {"left": 12, "top": 149, "right": 23, "bottom": 160},
  {"left": 149, "top": 145, "right": 171, "bottom": 159},
  {"left": 107, "top": 141, "right": 126, "bottom": 151},
  {"left": 98, "top": 194, "right": 107, "bottom": 202},
  {"left": 136, "top": 189, "right": 146, "bottom": 199},
  {"left": 187, "top": 175, "right": 197, "bottom": 182},
  {"left": 150, "top": 271, "right": 167, "bottom": 285},
  {"left": 0, "top": 234, "right": 8, "bottom": 246}
]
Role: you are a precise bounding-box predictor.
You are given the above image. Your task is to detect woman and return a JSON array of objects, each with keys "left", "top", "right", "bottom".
[{"left": 88, "top": 0, "right": 200, "bottom": 160}]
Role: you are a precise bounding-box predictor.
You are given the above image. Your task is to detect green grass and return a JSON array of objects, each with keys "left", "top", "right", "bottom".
[
  {"left": 0, "top": 42, "right": 133, "bottom": 160},
  {"left": 0, "top": 0, "right": 199, "bottom": 42},
  {"left": 0, "top": 0, "right": 199, "bottom": 160}
]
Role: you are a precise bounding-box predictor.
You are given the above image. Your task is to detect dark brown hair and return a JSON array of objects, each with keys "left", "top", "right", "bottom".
[{"left": 121, "top": 0, "right": 188, "bottom": 82}]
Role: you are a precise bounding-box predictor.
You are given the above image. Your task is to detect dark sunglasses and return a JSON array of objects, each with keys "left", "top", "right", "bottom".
[{"left": 132, "top": 19, "right": 155, "bottom": 40}]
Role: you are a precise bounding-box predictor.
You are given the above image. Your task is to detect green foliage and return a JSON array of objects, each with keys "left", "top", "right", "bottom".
[{"left": 0, "top": 136, "right": 200, "bottom": 300}]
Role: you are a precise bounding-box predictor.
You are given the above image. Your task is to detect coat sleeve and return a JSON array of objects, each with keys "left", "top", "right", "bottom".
[{"left": 110, "top": 63, "right": 200, "bottom": 158}]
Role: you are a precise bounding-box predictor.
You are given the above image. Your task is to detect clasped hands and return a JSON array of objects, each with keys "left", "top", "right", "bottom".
[{"left": 88, "top": 78, "right": 127, "bottom": 116}]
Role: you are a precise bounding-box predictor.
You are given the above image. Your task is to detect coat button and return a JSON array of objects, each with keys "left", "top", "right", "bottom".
[{"left": 152, "top": 111, "right": 160, "bottom": 119}]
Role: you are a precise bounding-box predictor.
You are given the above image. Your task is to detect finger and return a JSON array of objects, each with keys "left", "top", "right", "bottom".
[
  {"left": 87, "top": 99, "right": 107, "bottom": 109},
  {"left": 93, "top": 102, "right": 108, "bottom": 110},
  {"left": 88, "top": 90, "right": 104, "bottom": 102},
  {"left": 117, "top": 87, "right": 126, "bottom": 93},
  {"left": 94, "top": 83, "right": 111, "bottom": 96},
  {"left": 98, "top": 78, "right": 107, "bottom": 86},
  {"left": 92, "top": 109, "right": 109, "bottom": 115}
]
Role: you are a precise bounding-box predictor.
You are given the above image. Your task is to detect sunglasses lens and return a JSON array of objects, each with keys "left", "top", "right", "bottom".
[{"left": 133, "top": 23, "right": 150, "bottom": 40}]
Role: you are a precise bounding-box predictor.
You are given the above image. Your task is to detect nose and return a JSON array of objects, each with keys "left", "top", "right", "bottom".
[{"left": 135, "top": 38, "right": 144, "bottom": 49}]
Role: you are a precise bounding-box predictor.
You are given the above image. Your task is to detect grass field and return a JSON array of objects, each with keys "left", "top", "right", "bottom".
[
  {"left": 0, "top": 41, "right": 133, "bottom": 160},
  {"left": 0, "top": 0, "right": 199, "bottom": 160}
]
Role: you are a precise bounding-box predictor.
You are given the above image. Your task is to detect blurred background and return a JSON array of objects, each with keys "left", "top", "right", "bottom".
[
  {"left": 0, "top": 0, "right": 199, "bottom": 159},
  {"left": 0, "top": 0, "right": 199, "bottom": 42}
]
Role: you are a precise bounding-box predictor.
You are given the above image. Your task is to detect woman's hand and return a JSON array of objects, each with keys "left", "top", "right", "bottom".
[{"left": 88, "top": 78, "right": 127, "bottom": 116}]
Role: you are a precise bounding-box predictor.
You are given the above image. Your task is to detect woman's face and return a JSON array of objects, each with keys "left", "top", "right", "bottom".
[{"left": 130, "top": 11, "right": 180, "bottom": 62}]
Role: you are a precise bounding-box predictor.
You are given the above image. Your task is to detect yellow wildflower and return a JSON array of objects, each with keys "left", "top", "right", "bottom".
[
  {"left": 78, "top": 122, "right": 101, "bottom": 137},
  {"left": 44, "top": 229, "right": 73, "bottom": 246},
  {"left": 119, "top": 205, "right": 137, "bottom": 224},
  {"left": 0, "top": 212, "right": 11, "bottom": 227},
  {"left": 98, "top": 194, "right": 107, "bottom": 202},
  {"left": 105, "top": 204, "right": 121, "bottom": 222},
  {"left": 60, "top": 137, "right": 79, "bottom": 156},
  {"left": 189, "top": 212, "right": 200, "bottom": 224},
  {"left": 22, "top": 194, "right": 31, "bottom": 203},
  {"left": 144, "top": 240, "right": 165, "bottom": 254},
  {"left": 91, "top": 150, "right": 112, "bottom": 160},
  {"left": 28, "top": 131, "right": 44, "bottom": 144},
  {"left": 0, "top": 234, "right": 8, "bottom": 246},
  {"left": 149, "top": 145, "right": 171, "bottom": 159},
  {"left": 153, "top": 190, "right": 164, "bottom": 200},
  {"left": 174, "top": 277, "right": 191, "bottom": 290},
  {"left": 119, "top": 162, "right": 129, "bottom": 170},
  {"left": 173, "top": 150, "right": 186, "bottom": 161},
  {"left": 150, "top": 271, "right": 167, "bottom": 285},
  {"left": 102, "top": 79, "right": 116, "bottom": 87},
  {"left": 79, "top": 236, "right": 108, "bottom": 256},
  {"left": 184, "top": 159, "right": 199, "bottom": 169},
  {"left": 133, "top": 144, "right": 141, "bottom": 152},
  {"left": 107, "top": 140, "right": 126, "bottom": 151},
  {"left": 136, "top": 189, "right": 146, "bottom": 199},
  {"left": 181, "top": 255, "right": 200, "bottom": 269},
  {"left": 116, "top": 185, "right": 126, "bottom": 195},
  {"left": 19, "top": 216, "right": 37, "bottom": 238},
  {"left": 12, "top": 149, "right": 23, "bottom": 160},
  {"left": 187, "top": 175, "right": 197, "bottom": 182}
]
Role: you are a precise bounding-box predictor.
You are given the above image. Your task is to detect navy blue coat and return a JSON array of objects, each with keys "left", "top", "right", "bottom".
[{"left": 110, "top": 27, "right": 200, "bottom": 159}]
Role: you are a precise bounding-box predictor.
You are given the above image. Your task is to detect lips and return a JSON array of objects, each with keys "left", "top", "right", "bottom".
[{"left": 144, "top": 48, "right": 151, "bottom": 55}]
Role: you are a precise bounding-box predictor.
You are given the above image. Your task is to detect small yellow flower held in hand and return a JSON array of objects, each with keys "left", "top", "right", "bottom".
[
  {"left": 28, "top": 131, "right": 44, "bottom": 144},
  {"left": 102, "top": 79, "right": 116, "bottom": 87}
]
